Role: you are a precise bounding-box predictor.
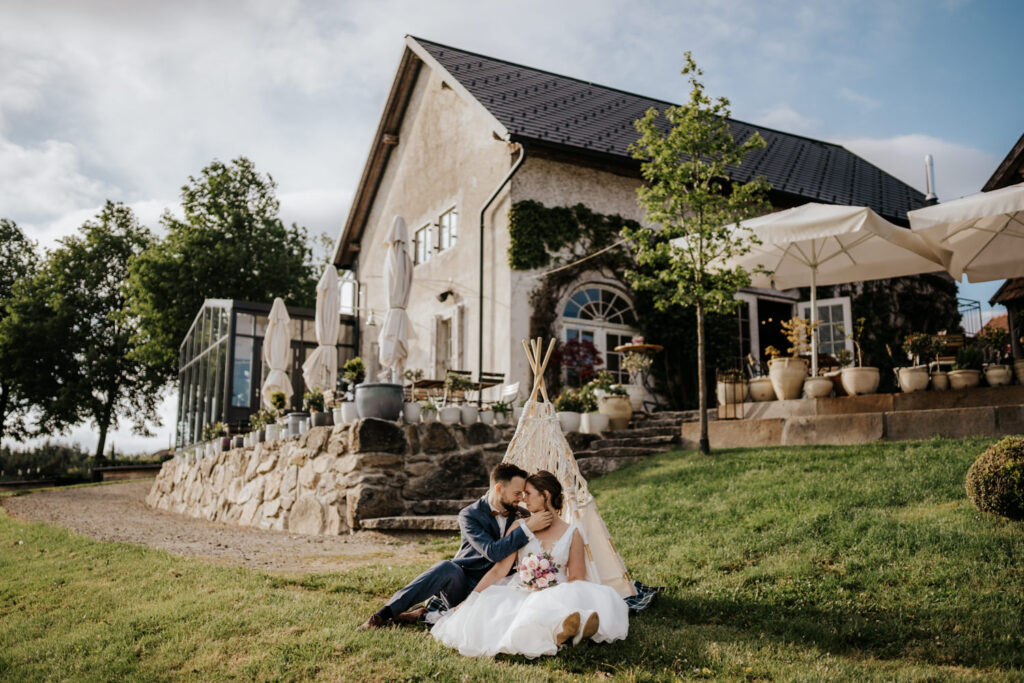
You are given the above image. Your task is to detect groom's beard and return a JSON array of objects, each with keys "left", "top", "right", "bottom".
[{"left": 501, "top": 502, "right": 519, "bottom": 517}]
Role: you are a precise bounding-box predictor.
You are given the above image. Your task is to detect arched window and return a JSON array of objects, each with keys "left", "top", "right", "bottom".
[
  {"left": 562, "top": 286, "right": 637, "bottom": 327},
  {"left": 560, "top": 285, "right": 639, "bottom": 385}
]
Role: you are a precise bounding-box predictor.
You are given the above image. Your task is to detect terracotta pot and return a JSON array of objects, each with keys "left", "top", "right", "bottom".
[
  {"left": 581, "top": 412, "right": 609, "bottom": 434},
  {"left": 948, "top": 369, "right": 981, "bottom": 390},
  {"left": 402, "top": 402, "right": 421, "bottom": 423},
  {"left": 984, "top": 364, "right": 1012, "bottom": 387},
  {"left": 897, "top": 366, "right": 930, "bottom": 393},
  {"left": 803, "top": 376, "right": 833, "bottom": 399},
  {"left": 557, "top": 411, "right": 581, "bottom": 433},
  {"left": 748, "top": 377, "right": 776, "bottom": 402},
  {"left": 439, "top": 406, "right": 461, "bottom": 424},
  {"left": 840, "top": 367, "right": 880, "bottom": 396},
  {"left": 716, "top": 380, "right": 748, "bottom": 405},
  {"left": 479, "top": 409, "right": 494, "bottom": 425},
  {"left": 598, "top": 395, "right": 632, "bottom": 431},
  {"left": 1015, "top": 359, "right": 1024, "bottom": 385},
  {"left": 460, "top": 405, "right": 479, "bottom": 425},
  {"left": 768, "top": 357, "right": 808, "bottom": 400},
  {"left": 930, "top": 371, "right": 949, "bottom": 391}
]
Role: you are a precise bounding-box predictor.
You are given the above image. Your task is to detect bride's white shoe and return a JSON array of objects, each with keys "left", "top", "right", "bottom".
[
  {"left": 573, "top": 612, "right": 599, "bottom": 646},
  {"left": 556, "top": 612, "right": 581, "bottom": 646}
]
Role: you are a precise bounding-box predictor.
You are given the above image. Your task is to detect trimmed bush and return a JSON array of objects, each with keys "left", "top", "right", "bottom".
[{"left": 965, "top": 436, "right": 1024, "bottom": 520}]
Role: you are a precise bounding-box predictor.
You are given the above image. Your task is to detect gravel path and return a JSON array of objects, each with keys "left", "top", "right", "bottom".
[{"left": 1, "top": 480, "right": 450, "bottom": 574}]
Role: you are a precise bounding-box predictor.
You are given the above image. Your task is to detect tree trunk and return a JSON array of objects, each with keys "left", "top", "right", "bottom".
[
  {"left": 0, "top": 382, "right": 9, "bottom": 446},
  {"left": 696, "top": 302, "right": 710, "bottom": 455},
  {"left": 94, "top": 387, "right": 117, "bottom": 460}
]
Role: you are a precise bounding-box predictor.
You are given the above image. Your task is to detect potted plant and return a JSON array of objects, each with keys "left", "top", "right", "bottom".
[
  {"left": 768, "top": 317, "right": 810, "bottom": 400},
  {"left": 420, "top": 399, "right": 438, "bottom": 423},
  {"left": 553, "top": 388, "right": 584, "bottom": 433},
  {"left": 403, "top": 368, "right": 425, "bottom": 423},
  {"left": 928, "top": 334, "right": 949, "bottom": 391},
  {"left": 249, "top": 408, "right": 275, "bottom": 443},
  {"left": 977, "top": 326, "right": 1011, "bottom": 386},
  {"left": 621, "top": 352, "right": 652, "bottom": 411},
  {"left": 442, "top": 371, "right": 478, "bottom": 425},
  {"left": 560, "top": 337, "right": 603, "bottom": 389},
  {"left": 746, "top": 353, "right": 775, "bottom": 402},
  {"left": 716, "top": 368, "right": 748, "bottom": 406},
  {"left": 304, "top": 388, "right": 330, "bottom": 427},
  {"left": 491, "top": 400, "right": 513, "bottom": 426},
  {"left": 590, "top": 370, "right": 632, "bottom": 430},
  {"left": 340, "top": 357, "right": 365, "bottom": 423},
  {"left": 838, "top": 317, "right": 880, "bottom": 396},
  {"left": 898, "top": 332, "right": 933, "bottom": 393},
  {"left": 479, "top": 406, "right": 495, "bottom": 425},
  {"left": 203, "top": 422, "right": 229, "bottom": 451},
  {"left": 577, "top": 384, "right": 607, "bottom": 434},
  {"left": 949, "top": 345, "right": 983, "bottom": 390}
]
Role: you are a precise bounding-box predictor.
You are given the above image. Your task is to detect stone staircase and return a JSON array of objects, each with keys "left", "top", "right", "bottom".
[{"left": 361, "top": 411, "right": 695, "bottom": 532}]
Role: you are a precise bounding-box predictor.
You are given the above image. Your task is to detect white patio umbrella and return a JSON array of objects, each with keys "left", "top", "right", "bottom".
[
  {"left": 301, "top": 265, "right": 340, "bottom": 394},
  {"left": 261, "top": 297, "right": 293, "bottom": 409},
  {"left": 378, "top": 215, "right": 415, "bottom": 383},
  {"left": 908, "top": 182, "right": 1024, "bottom": 283},
  {"left": 672, "top": 203, "right": 952, "bottom": 375}
]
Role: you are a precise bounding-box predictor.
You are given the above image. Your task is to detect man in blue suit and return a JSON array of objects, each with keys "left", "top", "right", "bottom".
[{"left": 359, "top": 462, "right": 553, "bottom": 629}]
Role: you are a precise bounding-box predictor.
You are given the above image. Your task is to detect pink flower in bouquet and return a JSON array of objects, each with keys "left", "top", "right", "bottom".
[
  {"left": 518, "top": 551, "right": 559, "bottom": 591},
  {"left": 536, "top": 576, "right": 549, "bottom": 588}
]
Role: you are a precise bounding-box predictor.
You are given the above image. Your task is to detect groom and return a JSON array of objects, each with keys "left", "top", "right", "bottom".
[{"left": 359, "top": 462, "right": 553, "bottom": 629}]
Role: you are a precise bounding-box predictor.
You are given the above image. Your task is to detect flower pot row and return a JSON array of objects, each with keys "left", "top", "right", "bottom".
[{"left": 556, "top": 395, "right": 632, "bottom": 434}]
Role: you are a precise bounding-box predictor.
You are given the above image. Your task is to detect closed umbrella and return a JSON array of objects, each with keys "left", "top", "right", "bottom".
[
  {"left": 908, "top": 182, "right": 1024, "bottom": 283},
  {"left": 302, "top": 265, "right": 340, "bottom": 393},
  {"left": 378, "top": 215, "right": 415, "bottom": 383},
  {"left": 261, "top": 297, "right": 293, "bottom": 409},
  {"left": 673, "top": 203, "right": 952, "bottom": 375}
]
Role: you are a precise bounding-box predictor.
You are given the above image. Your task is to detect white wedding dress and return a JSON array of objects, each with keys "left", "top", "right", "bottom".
[{"left": 431, "top": 522, "right": 629, "bottom": 658}]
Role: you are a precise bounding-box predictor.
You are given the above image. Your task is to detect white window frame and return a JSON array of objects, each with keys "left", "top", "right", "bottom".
[
  {"left": 797, "top": 295, "right": 854, "bottom": 357},
  {"left": 559, "top": 284, "right": 640, "bottom": 386},
  {"left": 438, "top": 207, "right": 458, "bottom": 252},
  {"left": 414, "top": 224, "right": 432, "bottom": 265}
]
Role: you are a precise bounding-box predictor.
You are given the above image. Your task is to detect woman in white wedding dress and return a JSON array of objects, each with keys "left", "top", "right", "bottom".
[{"left": 431, "top": 470, "right": 628, "bottom": 658}]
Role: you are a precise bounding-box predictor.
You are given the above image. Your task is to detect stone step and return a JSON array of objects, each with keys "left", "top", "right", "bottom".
[
  {"left": 604, "top": 426, "right": 678, "bottom": 439},
  {"left": 464, "top": 486, "right": 489, "bottom": 498},
  {"left": 406, "top": 498, "right": 477, "bottom": 515},
  {"left": 360, "top": 515, "right": 460, "bottom": 531},
  {"left": 579, "top": 445, "right": 666, "bottom": 459},
  {"left": 594, "top": 434, "right": 676, "bottom": 450}
]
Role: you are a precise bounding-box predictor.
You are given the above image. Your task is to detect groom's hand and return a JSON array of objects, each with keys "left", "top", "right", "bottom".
[{"left": 525, "top": 510, "right": 553, "bottom": 532}]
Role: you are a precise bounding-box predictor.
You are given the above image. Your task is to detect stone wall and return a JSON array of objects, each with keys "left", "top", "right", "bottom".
[{"left": 147, "top": 419, "right": 510, "bottom": 535}]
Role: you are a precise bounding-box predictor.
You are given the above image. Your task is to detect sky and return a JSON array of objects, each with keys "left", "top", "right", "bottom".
[{"left": 2, "top": 0, "right": 1021, "bottom": 454}]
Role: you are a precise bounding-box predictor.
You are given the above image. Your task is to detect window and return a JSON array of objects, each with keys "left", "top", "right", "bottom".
[
  {"left": 438, "top": 208, "right": 458, "bottom": 251},
  {"left": 232, "top": 337, "right": 253, "bottom": 408},
  {"left": 414, "top": 224, "right": 433, "bottom": 265},
  {"left": 798, "top": 296, "right": 853, "bottom": 357},
  {"left": 563, "top": 287, "right": 637, "bottom": 326}
]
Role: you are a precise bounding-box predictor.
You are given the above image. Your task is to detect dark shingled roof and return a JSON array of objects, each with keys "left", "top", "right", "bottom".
[{"left": 413, "top": 37, "right": 926, "bottom": 222}]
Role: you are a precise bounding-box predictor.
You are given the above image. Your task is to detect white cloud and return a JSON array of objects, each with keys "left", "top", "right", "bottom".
[
  {"left": 837, "top": 87, "right": 881, "bottom": 111},
  {"left": 755, "top": 105, "right": 817, "bottom": 135},
  {"left": 0, "top": 137, "right": 111, "bottom": 224}
]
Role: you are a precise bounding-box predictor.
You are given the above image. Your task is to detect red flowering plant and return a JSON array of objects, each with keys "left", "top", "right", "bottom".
[{"left": 560, "top": 338, "right": 603, "bottom": 387}]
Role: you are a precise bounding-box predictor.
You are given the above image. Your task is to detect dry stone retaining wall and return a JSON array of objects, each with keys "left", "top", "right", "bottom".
[{"left": 147, "top": 419, "right": 509, "bottom": 535}]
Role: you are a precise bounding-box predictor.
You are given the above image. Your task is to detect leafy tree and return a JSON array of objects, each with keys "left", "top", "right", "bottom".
[
  {"left": 3, "top": 202, "right": 161, "bottom": 458},
  {"left": 622, "top": 53, "right": 770, "bottom": 455},
  {"left": 0, "top": 219, "right": 39, "bottom": 445},
  {"left": 128, "top": 157, "right": 317, "bottom": 382}
]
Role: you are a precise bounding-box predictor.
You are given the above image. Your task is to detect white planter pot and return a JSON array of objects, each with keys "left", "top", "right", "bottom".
[
  {"left": 898, "top": 366, "right": 930, "bottom": 393},
  {"left": 557, "top": 411, "right": 581, "bottom": 433},
  {"left": 748, "top": 377, "right": 775, "bottom": 402},
  {"left": 840, "top": 367, "right": 880, "bottom": 396},
  {"left": 440, "top": 406, "right": 461, "bottom": 424},
  {"left": 984, "top": 364, "right": 1012, "bottom": 386},
  {"left": 332, "top": 407, "right": 345, "bottom": 425},
  {"left": 716, "top": 380, "right": 748, "bottom": 405},
  {"left": 948, "top": 369, "right": 981, "bottom": 390},
  {"left": 931, "top": 371, "right": 949, "bottom": 391},
  {"left": 768, "top": 357, "right": 808, "bottom": 400},
  {"left": 479, "top": 409, "right": 494, "bottom": 425},
  {"left": 598, "top": 395, "right": 632, "bottom": 431},
  {"left": 340, "top": 401, "right": 359, "bottom": 424},
  {"left": 421, "top": 408, "right": 438, "bottom": 423},
  {"left": 581, "top": 412, "right": 609, "bottom": 434},
  {"left": 493, "top": 411, "right": 511, "bottom": 426},
  {"left": 1015, "top": 359, "right": 1024, "bottom": 385},
  {"left": 403, "top": 402, "right": 422, "bottom": 424},
  {"left": 265, "top": 424, "right": 281, "bottom": 441},
  {"left": 803, "top": 376, "right": 833, "bottom": 399},
  {"left": 460, "top": 405, "right": 479, "bottom": 425},
  {"left": 625, "top": 384, "right": 646, "bottom": 411},
  {"left": 205, "top": 441, "right": 216, "bottom": 458}
]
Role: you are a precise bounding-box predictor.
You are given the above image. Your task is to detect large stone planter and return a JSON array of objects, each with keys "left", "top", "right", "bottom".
[
  {"left": 581, "top": 412, "right": 609, "bottom": 434},
  {"left": 403, "top": 402, "right": 422, "bottom": 424},
  {"left": 931, "top": 371, "right": 949, "bottom": 391},
  {"left": 803, "top": 376, "right": 833, "bottom": 399},
  {"left": 840, "top": 366, "right": 880, "bottom": 396},
  {"left": 748, "top": 377, "right": 775, "bottom": 402},
  {"left": 1015, "top": 359, "right": 1024, "bottom": 385},
  {"left": 439, "top": 406, "right": 461, "bottom": 424},
  {"left": 897, "top": 366, "right": 930, "bottom": 393},
  {"left": 768, "top": 357, "right": 807, "bottom": 400},
  {"left": 598, "top": 395, "right": 632, "bottom": 431},
  {"left": 948, "top": 369, "right": 981, "bottom": 390},
  {"left": 557, "top": 411, "right": 581, "bottom": 433},
  {"left": 716, "top": 380, "right": 748, "bottom": 406},
  {"left": 984, "top": 364, "right": 1012, "bottom": 387},
  {"left": 355, "top": 383, "right": 403, "bottom": 421}
]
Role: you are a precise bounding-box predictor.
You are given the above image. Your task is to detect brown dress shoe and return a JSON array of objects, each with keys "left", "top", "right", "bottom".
[
  {"left": 357, "top": 613, "right": 392, "bottom": 630},
  {"left": 396, "top": 606, "right": 428, "bottom": 624},
  {"left": 555, "top": 612, "right": 581, "bottom": 646}
]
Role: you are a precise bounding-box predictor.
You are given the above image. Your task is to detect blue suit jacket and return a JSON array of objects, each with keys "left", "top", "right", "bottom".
[{"left": 451, "top": 497, "right": 530, "bottom": 580}]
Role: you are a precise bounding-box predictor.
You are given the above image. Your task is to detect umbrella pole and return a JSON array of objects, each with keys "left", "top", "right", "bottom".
[{"left": 810, "top": 267, "right": 818, "bottom": 377}]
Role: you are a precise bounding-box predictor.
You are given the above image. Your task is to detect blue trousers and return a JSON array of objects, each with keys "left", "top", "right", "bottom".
[{"left": 386, "top": 560, "right": 477, "bottom": 615}]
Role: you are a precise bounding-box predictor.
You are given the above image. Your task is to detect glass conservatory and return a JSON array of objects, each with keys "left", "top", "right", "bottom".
[{"left": 175, "top": 299, "right": 357, "bottom": 448}]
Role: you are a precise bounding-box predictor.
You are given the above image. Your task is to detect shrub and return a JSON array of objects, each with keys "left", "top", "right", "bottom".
[
  {"left": 954, "top": 345, "right": 984, "bottom": 372},
  {"left": 965, "top": 436, "right": 1024, "bottom": 520},
  {"left": 553, "top": 388, "right": 586, "bottom": 413}
]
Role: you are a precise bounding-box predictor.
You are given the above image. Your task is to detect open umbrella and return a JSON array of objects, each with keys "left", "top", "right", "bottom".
[
  {"left": 378, "top": 215, "right": 415, "bottom": 383},
  {"left": 908, "top": 182, "right": 1024, "bottom": 283},
  {"left": 261, "top": 297, "right": 293, "bottom": 409},
  {"left": 673, "top": 203, "right": 951, "bottom": 375},
  {"left": 302, "top": 265, "right": 340, "bottom": 394}
]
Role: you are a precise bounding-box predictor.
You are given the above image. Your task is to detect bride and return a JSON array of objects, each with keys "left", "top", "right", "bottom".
[{"left": 431, "top": 470, "right": 628, "bottom": 658}]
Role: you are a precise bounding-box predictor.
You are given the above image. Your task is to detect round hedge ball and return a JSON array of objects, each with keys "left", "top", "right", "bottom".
[{"left": 965, "top": 435, "right": 1024, "bottom": 520}]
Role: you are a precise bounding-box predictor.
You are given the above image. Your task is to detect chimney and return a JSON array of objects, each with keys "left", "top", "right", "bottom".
[{"left": 924, "top": 154, "right": 938, "bottom": 205}]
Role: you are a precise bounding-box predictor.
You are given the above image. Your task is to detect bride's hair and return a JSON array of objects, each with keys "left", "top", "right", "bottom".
[{"left": 525, "top": 470, "right": 563, "bottom": 511}]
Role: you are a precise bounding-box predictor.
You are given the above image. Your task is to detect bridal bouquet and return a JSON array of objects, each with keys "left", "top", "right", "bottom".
[{"left": 518, "top": 551, "right": 560, "bottom": 590}]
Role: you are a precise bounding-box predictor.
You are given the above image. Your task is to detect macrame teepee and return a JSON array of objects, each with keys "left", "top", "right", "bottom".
[{"left": 502, "top": 338, "right": 637, "bottom": 598}]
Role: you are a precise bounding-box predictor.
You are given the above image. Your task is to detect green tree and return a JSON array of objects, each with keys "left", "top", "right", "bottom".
[
  {"left": 3, "top": 202, "right": 161, "bottom": 458},
  {"left": 0, "top": 219, "right": 40, "bottom": 445},
  {"left": 623, "top": 53, "right": 770, "bottom": 455},
  {"left": 128, "top": 157, "right": 317, "bottom": 382}
]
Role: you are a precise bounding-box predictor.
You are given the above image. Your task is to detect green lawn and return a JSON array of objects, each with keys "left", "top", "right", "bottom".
[{"left": 2, "top": 437, "right": 1023, "bottom": 681}]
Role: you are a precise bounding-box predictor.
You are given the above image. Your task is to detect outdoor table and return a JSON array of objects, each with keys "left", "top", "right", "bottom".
[
  {"left": 613, "top": 342, "right": 665, "bottom": 412},
  {"left": 408, "top": 377, "right": 503, "bottom": 401}
]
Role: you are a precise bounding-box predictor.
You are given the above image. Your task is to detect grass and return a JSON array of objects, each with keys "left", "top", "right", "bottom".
[{"left": 2, "top": 437, "right": 1023, "bottom": 681}]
